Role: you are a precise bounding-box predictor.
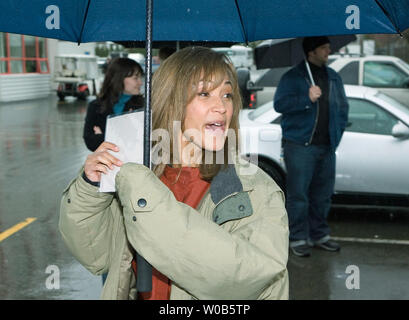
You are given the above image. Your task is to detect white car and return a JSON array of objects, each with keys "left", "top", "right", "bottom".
[
  {"left": 330, "top": 55, "right": 409, "bottom": 106},
  {"left": 239, "top": 85, "right": 409, "bottom": 209},
  {"left": 213, "top": 45, "right": 254, "bottom": 69},
  {"left": 249, "top": 55, "right": 409, "bottom": 108}
]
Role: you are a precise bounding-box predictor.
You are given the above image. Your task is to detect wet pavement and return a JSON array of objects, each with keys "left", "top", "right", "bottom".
[
  {"left": 0, "top": 96, "right": 101, "bottom": 299},
  {"left": 0, "top": 95, "right": 408, "bottom": 300},
  {"left": 289, "top": 209, "right": 409, "bottom": 299}
]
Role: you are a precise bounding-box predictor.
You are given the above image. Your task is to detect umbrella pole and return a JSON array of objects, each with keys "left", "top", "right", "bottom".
[
  {"left": 136, "top": 0, "right": 154, "bottom": 294},
  {"left": 304, "top": 58, "right": 315, "bottom": 86}
]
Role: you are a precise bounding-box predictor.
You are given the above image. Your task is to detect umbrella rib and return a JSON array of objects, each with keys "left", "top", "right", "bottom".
[
  {"left": 374, "top": 0, "right": 403, "bottom": 36},
  {"left": 234, "top": 0, "right": 248, "bottom": 44},
  {"left": 77, "top": 0, "right": 92, "bottom": 45}
]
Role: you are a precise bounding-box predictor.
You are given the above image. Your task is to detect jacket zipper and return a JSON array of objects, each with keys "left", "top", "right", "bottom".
[
  {"left": 195, "top": 189, "right": 241, "bottom": 220},
  {"left": 214, "top": 191, "right": 240, "bottom": 208},
  {"left": 309, "top": 99, "right": 319, "bottom": 145}
]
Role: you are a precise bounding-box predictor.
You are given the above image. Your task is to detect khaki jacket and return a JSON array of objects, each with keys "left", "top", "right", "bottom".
[{"left": 59, "top": 161, "right": 289, "bottom": 300}]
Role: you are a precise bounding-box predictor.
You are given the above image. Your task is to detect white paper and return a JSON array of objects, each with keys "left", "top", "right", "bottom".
[{"left": 99, "top": 110, "right": 144, "bottom": 192}]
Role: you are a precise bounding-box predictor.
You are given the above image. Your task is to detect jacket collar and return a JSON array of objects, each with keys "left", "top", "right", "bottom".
[{"left": 209, "top": 162, "right": 255, "bottom": 204}]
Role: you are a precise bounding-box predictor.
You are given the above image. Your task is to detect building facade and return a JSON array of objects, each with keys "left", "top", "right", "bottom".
[
  {"left": 0, "top": 33, "right": 51, "bottom": 102},
  {"left": 0, "top": 33, "right": 96, "bottom": 102}
]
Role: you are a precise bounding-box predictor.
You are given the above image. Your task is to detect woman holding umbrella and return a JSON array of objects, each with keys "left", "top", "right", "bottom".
[{"left": 59, "top": 47, "right": 289, "bottom": 300}]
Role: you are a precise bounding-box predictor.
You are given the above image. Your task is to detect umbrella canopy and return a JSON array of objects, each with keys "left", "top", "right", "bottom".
[
  {"left": 0, "top": 0, "right": 409, "bottom": 44},
  {"left": 254, "top": 35, "right": 357, "bottom": 69}
]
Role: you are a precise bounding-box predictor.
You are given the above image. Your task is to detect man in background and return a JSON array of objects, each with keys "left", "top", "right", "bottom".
[{"left": 274, "top": 36, "right": 349, "bottom": 257}]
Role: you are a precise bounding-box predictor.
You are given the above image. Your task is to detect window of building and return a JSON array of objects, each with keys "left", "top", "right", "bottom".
[
  {"left": 0, "top": 34, "right": 6, "bottom": 73},
  {"left": 0, "top": 33, "right": 49, "bottom": 74}
]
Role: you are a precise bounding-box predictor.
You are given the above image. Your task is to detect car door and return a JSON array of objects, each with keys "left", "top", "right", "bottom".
[
  {"left": 362, "top": 61, "right": 409, "bottom": 106},
  {"left": 335, "top": 97, "right": 409, "bottom": 195}
]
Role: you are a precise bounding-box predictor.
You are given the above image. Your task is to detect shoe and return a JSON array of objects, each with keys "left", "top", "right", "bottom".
[
  {"left": 314, "top": 240, "right": 340, "bottom": 252},
  {"left": 290, "top": 244, "right": 311, "bottom": 257}
]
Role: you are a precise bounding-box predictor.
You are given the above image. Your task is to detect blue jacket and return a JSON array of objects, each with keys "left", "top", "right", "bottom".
[{"left": 274, "top": 61, "right": 349, "bottom": 150}]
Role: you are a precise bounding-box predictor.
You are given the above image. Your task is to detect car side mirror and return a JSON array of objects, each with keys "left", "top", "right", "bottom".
[{"left": 392, "top": 121, "right": 409, "bottom": 139}]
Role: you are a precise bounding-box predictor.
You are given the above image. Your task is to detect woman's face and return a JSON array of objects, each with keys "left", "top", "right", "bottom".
[
  {"left": 182, "top": 78, "right": 234, "bottom": 153},
  {"left": 123, "top": 71, "right": 143, "bottom": 95}
]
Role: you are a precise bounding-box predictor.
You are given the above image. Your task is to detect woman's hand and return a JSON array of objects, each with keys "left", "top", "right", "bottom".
[
  {"left": 84, "top": 142, "right": 123, "bottom": 182},
  {"left": 93, "top": 126, "right": 103, "bottom": 134}
]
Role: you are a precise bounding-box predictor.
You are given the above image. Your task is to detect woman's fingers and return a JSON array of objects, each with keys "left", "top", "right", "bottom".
[
  {"left": 94, "top": 142, "right": 123, "bottom": 166},
  {"left": 96, "top": 141, "right": 119, "bottom": 153},
  {"left": 93, "top": 126, "right": 103, "bottom": 135},
  {"left": 95, "top": 152, "right": 122, "bottom": 169},
  {"left": 94, "top": 163, "right": 109, "bottom": 175},
  {"left": 84, "top": 142, "right": 123, "bottom": 182}
]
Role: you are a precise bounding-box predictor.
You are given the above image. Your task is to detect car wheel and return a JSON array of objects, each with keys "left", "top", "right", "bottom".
[
  {"left": 257, "top": 160, "right": 286, "bottom": 193},
  {"left": 78, "top": 89, "right": 90, "bottom": 101},
  {"left": 57, "top": 92, "right": 65, "bottom": 101}
]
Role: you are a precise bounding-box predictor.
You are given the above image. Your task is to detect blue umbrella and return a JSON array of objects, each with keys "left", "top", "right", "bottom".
[
  {"left": 0, "top": 1, "right": 408, "bottom": 43},
  {"left": 1, "top": 0, "right": 408, "bottom": 295}
]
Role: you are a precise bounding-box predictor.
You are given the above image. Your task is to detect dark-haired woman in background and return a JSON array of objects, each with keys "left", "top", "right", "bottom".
[{"left": 83, "top": 58, "right": 144, "bottom": 152}]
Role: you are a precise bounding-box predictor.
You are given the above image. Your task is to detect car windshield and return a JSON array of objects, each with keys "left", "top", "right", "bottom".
[
  {"left": 375, "top": 92, "right": 409, "bottom": 114},
  {"left": 248, "top": 101, "right": 275, "bottom": 121}
]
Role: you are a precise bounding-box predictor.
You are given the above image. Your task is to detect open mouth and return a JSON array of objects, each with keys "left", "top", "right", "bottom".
[{"left": 205, "top": 121, "right": 226, "bottom": 133}]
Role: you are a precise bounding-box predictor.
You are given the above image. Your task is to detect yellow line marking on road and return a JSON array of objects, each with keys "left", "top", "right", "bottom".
[{"left": 0, "top": 218, "right": 37, "bottom": 242}]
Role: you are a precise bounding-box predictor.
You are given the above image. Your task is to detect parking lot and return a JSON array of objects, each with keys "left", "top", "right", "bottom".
[{"left": 0, "top": 95, "right": 408, "bottom": 299}]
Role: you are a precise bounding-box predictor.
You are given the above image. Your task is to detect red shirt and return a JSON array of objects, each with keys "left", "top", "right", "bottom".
[{"left": 135, "top": 166, "right": 210, "bottom": 300}]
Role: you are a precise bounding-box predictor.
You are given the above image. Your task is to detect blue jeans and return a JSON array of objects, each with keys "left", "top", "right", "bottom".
[{"left": 283, "top": 140, "right": 335, "bottom": 245}]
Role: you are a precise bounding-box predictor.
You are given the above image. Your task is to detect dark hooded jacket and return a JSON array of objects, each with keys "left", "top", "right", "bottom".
[{"left": 83, "top": 95, "right": 144, "bottom": 151}]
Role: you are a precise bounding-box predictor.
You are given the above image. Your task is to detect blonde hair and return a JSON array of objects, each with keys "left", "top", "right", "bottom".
[{"left": 151, "top": 46, "right": 242, "bottom": 181}]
